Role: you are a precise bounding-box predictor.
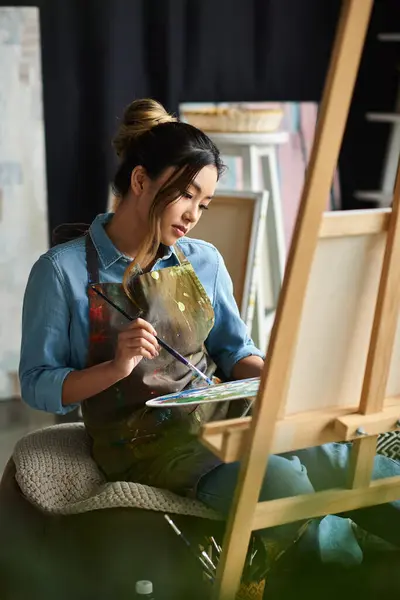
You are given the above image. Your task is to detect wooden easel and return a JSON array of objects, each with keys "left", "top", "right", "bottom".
[{"left": 198, "top": 1, "right": 400, "bottom": 598}]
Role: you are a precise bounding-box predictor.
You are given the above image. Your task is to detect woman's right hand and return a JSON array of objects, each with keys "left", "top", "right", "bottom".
[{"left": 111, "top": 318, "right": 160, "bottom": 379}]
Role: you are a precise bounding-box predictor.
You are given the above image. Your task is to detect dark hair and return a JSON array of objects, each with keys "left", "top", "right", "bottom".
[
  {"left": 112, "top": 99, "right": 224, "bottom": 197},
  {"left": 111, "top": 99, "right": 225, "bottom": 291}
]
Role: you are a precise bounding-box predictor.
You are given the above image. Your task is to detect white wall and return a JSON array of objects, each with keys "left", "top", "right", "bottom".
[{"left": 0, "top": 8, "right": 48, "bottom": 399}]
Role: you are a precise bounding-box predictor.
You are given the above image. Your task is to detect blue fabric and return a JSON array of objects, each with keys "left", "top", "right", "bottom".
[
  {"left": 197, "top": 442, "right": 400, "bottom": 569},
  {"left": 19, "top": 213, "right": 263, "bottom": 415}
]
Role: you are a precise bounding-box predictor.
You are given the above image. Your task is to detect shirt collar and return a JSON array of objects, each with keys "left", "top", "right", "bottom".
[{"left": 89, "top": 213, "right": 177, "bottom": 270}]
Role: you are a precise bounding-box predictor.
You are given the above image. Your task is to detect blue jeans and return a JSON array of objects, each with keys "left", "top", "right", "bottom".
[{"left": 196, "top": 443, "right": 400, "bottom": 561}]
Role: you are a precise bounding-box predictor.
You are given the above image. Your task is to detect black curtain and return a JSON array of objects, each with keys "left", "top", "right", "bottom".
[{"left": 3, "top": 0, "right": 398, "bottom": 235}]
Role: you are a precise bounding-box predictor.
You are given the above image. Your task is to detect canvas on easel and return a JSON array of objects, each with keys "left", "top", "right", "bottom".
[
  {"left": 199, "top": 204, "right": 399, "bottom": 452},
  {"left": 188, "top": 2, "right": 400, "bottom": 599}
]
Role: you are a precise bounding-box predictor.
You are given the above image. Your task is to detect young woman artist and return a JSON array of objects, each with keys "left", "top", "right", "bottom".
[{"left": 20, "top": 99, "right": 400, "bottom": 580}]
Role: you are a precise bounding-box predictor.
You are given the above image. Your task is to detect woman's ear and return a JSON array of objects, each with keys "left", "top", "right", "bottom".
[{"left": 130, "top": 166, "right": 147, "bottom": 194}]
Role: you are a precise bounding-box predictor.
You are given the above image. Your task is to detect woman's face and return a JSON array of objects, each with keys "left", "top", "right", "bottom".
[
  {"left": 131, "top": 163, "right": 218, "bottom": 246},
  {"left": 160, "top": 165, "right": 218, "bottom": 246}
]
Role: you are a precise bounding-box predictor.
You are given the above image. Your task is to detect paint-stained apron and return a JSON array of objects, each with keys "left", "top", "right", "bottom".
[{"left": 82, "top": 234, "right": 231, "bottom": 496}]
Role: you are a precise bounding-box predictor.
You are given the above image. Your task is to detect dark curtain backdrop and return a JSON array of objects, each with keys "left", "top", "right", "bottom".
[{"left": 2, "top": 0, "right": 399, "bottom": 235}]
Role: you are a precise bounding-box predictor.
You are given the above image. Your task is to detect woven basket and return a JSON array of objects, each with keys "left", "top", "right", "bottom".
[
  {"left": 182, "top": 107, "right": 283, "bottom": 133},
  {"left": 236, "top": 580, "right": 266, "bottom": 600}
]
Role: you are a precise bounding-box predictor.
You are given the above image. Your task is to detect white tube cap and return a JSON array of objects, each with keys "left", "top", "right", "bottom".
[{"left": 135, "top": 580, "right": 153, "bottom": 595}]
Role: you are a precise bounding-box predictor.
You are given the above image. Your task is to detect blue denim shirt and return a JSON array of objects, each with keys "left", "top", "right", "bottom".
[{"left": 19, "top": 213, "right": 263, "bottom": 415}]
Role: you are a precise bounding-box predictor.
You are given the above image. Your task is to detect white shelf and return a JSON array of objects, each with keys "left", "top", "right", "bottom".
[
  {"left": 354, "top": 190, "right": 393, "bottom": 203},
  {"left": 378, "top": 33, "right": 400, "bottom": 42},
  {"left": 366, "top": 112, "right": 400, "bottom": 124},
  {"left": 205, "top": 131, "right": 290, "bottom": 146}
]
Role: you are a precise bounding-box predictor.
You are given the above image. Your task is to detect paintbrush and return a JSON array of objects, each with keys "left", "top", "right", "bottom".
[
  {"left": 209, "top": 536, "right": 222, "bottom": 555},
  {"left": 91, "top": 285, "right": 213, "bottom": 386},
  {"left": 164, "top": 514, "right": 215, "bottom": 579},
  {"left": 199, "top": 545, "right": 217, "bottom": 571}
]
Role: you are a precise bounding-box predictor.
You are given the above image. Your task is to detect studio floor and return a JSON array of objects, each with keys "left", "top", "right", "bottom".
[{"left": 0, "top": 398, "right": 54, "bottom": 476}]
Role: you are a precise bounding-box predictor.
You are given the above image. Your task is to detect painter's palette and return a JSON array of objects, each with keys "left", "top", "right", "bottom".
[{"left": 146, "top": 377, "right": 260, "bottom": 407}]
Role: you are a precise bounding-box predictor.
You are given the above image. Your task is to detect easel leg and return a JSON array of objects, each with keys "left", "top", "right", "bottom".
[{"left": 347, "top": 436, "right": 377, "bottom": 489}]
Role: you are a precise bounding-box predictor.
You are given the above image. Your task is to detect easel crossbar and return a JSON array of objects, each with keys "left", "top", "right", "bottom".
[
  {"left": 252, "top": 475, "right": 400, "bottom": 530},
  {"left": 201, "top": 397, "right": 400, "bottom": 462}
]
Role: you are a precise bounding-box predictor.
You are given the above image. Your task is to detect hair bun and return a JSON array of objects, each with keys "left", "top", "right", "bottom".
[{"left": 113, "top": 98, "right": 177, "bottom": 159}]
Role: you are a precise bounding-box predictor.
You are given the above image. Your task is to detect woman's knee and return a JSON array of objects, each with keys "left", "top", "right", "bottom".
[
  {"left": 260, "top": 454, "right": 314, "bottom": 501},
  {"left": 196, "top": 462, "right": 241, "bottom": 514},
  {"left": 197, "top": 454, "right": 314, "bottom": 514}
]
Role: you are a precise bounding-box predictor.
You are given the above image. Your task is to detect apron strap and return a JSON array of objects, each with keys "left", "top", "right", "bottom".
[
  {"left": 174, "top": 244, "right": 189, "bottom": 265},
  {"left": 85, "top": 234, "right": 100, "bottom": 285},
  {"left": 51, "top": 222, "right": 90, "bottom": 247}
]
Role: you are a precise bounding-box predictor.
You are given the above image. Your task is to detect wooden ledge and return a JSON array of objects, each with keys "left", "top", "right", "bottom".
[
  {"left": 200, "top": 397, "right": 400, "bottom": 463},
  {"left": 334, "top": 396, "right": 400, "bottom": 440},
  {"left": 200, "top": 417, "right": 251, "bottom": 462}
]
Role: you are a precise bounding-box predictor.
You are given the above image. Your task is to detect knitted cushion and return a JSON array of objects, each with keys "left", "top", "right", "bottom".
[{"left": 13, "top": 424, "right": 220, "bottom": 519}]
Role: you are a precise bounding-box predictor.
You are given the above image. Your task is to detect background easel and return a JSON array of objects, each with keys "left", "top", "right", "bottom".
[{"left": 196, "top": 1, "right": 400, "bottom": 598}]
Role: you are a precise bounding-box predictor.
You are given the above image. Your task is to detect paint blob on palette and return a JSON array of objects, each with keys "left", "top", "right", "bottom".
[{"left": 146, "top": 377, "right": 260, "bottom": 407}]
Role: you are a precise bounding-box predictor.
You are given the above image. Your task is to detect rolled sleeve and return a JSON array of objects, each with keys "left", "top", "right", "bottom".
[
  {"left": 19, "top": 256, "right": 78, "bottom": 415},
  {"left": 205, "top": 250, "right": 264, "bottom": 378}
]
